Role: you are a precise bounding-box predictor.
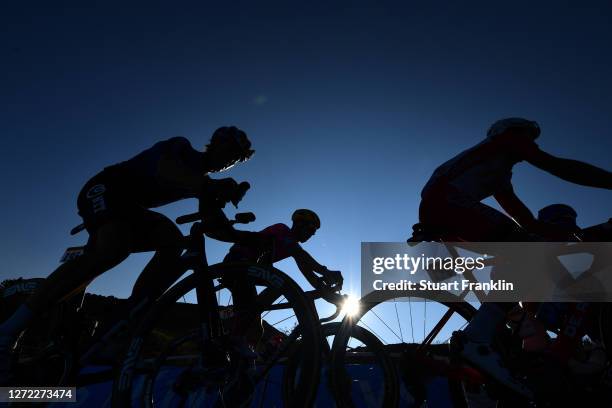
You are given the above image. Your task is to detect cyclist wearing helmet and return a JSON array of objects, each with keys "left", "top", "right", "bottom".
[
  {"left": 223, "top": 209, "right": 342, "bottom": 342},
  {"left": 511, "top": 204, "right": 583, "bottom": 354},
  {"left": 421, "top": 118, "right": 612, "bottom": 240},
  {"left": 515, "top": 204, "right": 608, "bottom": 382},
  {"left": 226, "top": 209, "right": 337, "bottom": 269},
  {"left": 420, "top": 118, "right": 612, "bottom": 396},
  {"left": 0, "top": 126, "right": 254, "bottom": 382}
]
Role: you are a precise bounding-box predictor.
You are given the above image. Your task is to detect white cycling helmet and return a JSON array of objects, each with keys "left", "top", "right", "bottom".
[{"left": 487, "top": 117, "right": 541, "bottom": 140}]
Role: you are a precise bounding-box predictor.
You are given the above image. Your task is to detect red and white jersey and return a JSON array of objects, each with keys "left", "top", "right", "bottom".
[{"left": 422, "top": 136, "right": 538, "bottom": 201}]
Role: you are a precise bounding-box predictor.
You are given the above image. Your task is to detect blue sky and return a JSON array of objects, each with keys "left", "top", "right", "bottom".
[{"left": 1, "top": 0, "right": 611, "bottom": 326}]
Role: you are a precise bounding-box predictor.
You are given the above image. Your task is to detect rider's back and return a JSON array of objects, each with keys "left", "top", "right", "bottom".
[
  {"left": 422, "top": 137, "right": 519, "bottom": 201},
  {"left": 103, "top": 136, "right": 204, "bottom": 208},
  {"left": 225, "top": 223, "right": 296, "bottom": 264}
]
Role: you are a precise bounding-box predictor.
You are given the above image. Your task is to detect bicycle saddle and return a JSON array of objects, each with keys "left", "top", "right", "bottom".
[{"left": 408, "top": 223, "right": 463, "bottom": 243}]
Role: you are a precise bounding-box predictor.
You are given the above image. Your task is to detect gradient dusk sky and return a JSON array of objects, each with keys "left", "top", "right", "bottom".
[{"left": 1, "top": 1, "right": 611, "bottom": 309}]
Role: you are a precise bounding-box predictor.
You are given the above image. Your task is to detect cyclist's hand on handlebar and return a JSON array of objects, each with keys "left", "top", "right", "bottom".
[
  {"left": 319, "top": 269, "right": 343, "bottom": 291},
  {"left": 204, "top": 178, "right": 250, "bottom": 208}
]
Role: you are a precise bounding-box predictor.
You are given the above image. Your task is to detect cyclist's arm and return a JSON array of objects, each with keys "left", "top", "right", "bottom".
[
  {"left": 290, "top": 245, "right": 329, "bottom": 275},
  {"left": 204, "top": 217, "right": 262, "bottom": 245},
  {"left": 200, "top": 203, "right": 262, "bottom": 245},
  {"left": 520, "top": 143, "right": 612, "bottom": 189},
  {"left": 493, "top": 187, "right": 537, "bottom": 229},
  {"left": 289, "top": 247, "right": 329, "bottom": 289},
  {"left": 287, "top": 245, "right": 343, "bottom": 289}
]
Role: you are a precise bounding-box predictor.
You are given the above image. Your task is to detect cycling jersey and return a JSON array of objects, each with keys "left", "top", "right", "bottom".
[
  {"left": 419, "top": 135, "right": 539, "bottom": 240},
  {"left": 77, "top": 137, "right": 205, "bottom": 231},
  {"left": 422, "top": 136, "right": 539, "bottom": 201},
  {"left": 103, "top": 136, "right": 205, "bottom": 208},
  {"left": 225, "top": 223, "right": 298, "bottom": 263}
]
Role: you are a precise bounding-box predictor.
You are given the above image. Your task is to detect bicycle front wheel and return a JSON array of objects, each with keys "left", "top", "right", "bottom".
[
  {"left": 283, "top": 321, "right": 399, "bottom": 407},
  {"left": 330, "top": 290, "right": 477, "bottom": 407},
  {"left": 112, "top": 262, "right": 322, "bottom": 408}
]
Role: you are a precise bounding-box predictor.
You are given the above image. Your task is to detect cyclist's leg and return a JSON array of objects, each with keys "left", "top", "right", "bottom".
[
  {"left": 419, "top": 189, "right": 520, "bottom": 338},
  {"left": 128, "top": 210, "right": 186, "bottom": 305},
  {"left": 419, "top": 191, "right": 532, "bottom": 397},
  {"left": 419, "top": 187, "right": 521, "bottom": 241},
  {"left": 221, "top": 255, "right": 262, "bottom": 350},
  {"left": 228, "top": 281, "right": 260, "bottom": 337},
  {"left": 26, "top": 221, "right": 133, "bottom": 314},
  {"left": 0, "top": 220, "right": 133, "bottom": 382},
  {"left": 550, "top": 302, "right": 593, "bottom": 362}
]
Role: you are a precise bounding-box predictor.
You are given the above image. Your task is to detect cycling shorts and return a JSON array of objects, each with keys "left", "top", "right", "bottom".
[
  {"left": 76, "top": 170, "right": 144, "bottom": 232},
  {"left": 419, "top": 183, "right": 519, "bottom": 241}
]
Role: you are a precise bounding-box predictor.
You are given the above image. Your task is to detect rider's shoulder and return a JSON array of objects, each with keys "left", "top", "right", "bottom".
[
  {"left": 487, "top": 133, "right": 540, "bottom": 157},
  {"left": 163, "top": 136, "right": 192, "bottom": 148},
  {"left": 155, "top": 137, "right": 202, "bottom": 160},
  {"left": 262, "top": 223, "right": 291, "bottom": 234}
]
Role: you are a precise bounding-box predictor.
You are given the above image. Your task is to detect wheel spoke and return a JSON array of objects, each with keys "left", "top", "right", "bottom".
[
  {"left": 423, "top": 298, "right": 427, "bottom": 340},
  {"left": 261, "top": 296, "right": 286, "bottom": 319},
  {"left": 271, "top": 314, "right": 295, "bottom": 327},
  {"left": 370, "top": 308, "right": 402, "bottom": 343},
  {"left": 408, "top": 296, "right": 415, "bottom": 343},
  {"left": 393, "top": 299, "right": 403, "bottom": 343},
  {"left": 359, "top": 319, "right": 387, "bottom": 346}
]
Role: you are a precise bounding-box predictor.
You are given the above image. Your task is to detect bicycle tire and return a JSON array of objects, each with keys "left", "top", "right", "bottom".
[
  {"left": 330, "top": 290, "right": 477, "bottom": 408},
  {"left": 283, "top": 321, "right": 399, "bottom": 407},
  {"left": 112, "top": 262, "right": 322, "bottom": 408},
  {"left": 10, "top": 297, "right": 85, "bottom": 387},
  {"left": 599, "top": 302, "right": 612, "bottom": 356}
]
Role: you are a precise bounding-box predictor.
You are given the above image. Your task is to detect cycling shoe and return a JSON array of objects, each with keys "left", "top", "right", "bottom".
[{"left": 452, "top": 331, "right": 534, "bottom": 400}]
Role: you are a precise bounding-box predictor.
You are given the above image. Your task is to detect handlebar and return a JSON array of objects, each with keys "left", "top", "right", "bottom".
[
  {"left": 176, "top": 211, "right": 256, "bottom": 226},
  {"left": 175, "top": 178, "right": 253, "bottom": 229},
  {"left": 303, "top": 288, "right": 348, "bottom": 323},
  {"left": 173, "top": 179, "right": 258, "bottom": 247},
  {"left": 176, "top": 212, "right": 201, "bottom": 225}
]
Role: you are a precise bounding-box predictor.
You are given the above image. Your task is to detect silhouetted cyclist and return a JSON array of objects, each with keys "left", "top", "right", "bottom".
[
  {"left": 514, "top": 204, "right": 594, "bottom": 356},
  {"left": 216, "top": 209, "right": 342, "bottom": 406},
  {"left": 532, "top": 204, "right": 611, "bottom": 373},
  {"left": 223, "top": 209, "right": 343, "bottom": 347},
  {"left": 419, "top": 118, "right": 612, "bottom": 397},
  {"left": 0, "top": 126, "right": 254, "bottom": 383}
]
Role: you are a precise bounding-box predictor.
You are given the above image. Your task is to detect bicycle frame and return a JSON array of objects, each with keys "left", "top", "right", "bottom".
[
  {"left": 185, "top": 221, "right": 225, "bottom": 365},
  {"left": 414, "top": 242, "right": 494, "bottom": 351},
  {"left": 20, "top": 220, "right": 224, "bottom": 388}
]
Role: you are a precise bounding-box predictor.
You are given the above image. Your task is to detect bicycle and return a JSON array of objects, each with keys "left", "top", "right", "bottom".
[
  {"left": 331, "top": 220, "right": 612, "bottom": 407},
  {"left": 6, "top": 181, "right": 323, "bottom": 407},
  {"left": 111, "top": 189, "right": 324, "bottom": 407},
  {"left": 7, "top": 206, "right": 262, "bottom": 393},
  {"left": 6, "top": 244, "right": 153, "bottom": 391},
  {"left": 281, "top": 275, "right": 399, "bottom": 407}
]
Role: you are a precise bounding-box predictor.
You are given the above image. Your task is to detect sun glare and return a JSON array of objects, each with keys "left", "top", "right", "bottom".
[{"left": 341, "top": 294, "right": 361, "bottom": 317}]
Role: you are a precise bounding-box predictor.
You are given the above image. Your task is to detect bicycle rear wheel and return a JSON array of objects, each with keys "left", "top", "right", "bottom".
[
  {"left": 10, "top": 295, "right": 88, "bottom": 387},
  {"left": 112, "top": 262, "right": 321, "bottom": 408},
  {"left": 330, "top": 290, "right": 477, "bottom": 407}
]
